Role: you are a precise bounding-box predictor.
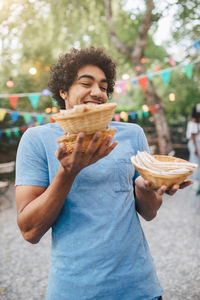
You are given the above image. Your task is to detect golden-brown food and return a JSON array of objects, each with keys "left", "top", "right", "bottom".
[
  {"left": 58, "top": 128, "right": 116, "bottom": 152},
  {"left": 131, "top": 151, "right": 197, "bottom": 189}
]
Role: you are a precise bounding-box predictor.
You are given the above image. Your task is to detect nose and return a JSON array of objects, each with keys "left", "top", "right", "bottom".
[{"left": 90, "top": 84, "right": 102, "bottom": 98}]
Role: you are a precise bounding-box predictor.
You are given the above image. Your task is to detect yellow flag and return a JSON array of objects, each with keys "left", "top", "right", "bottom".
[
  {"left": 120, "top": 111, "right": 129, "bottom": 122},
  {"left": 0, "top": 109, "right": 6, "bottom": 121}
]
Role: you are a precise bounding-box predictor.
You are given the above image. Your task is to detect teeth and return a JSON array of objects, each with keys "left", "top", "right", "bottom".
[{"left": 131, "top": 151, "right": 197, "bottom": 176}]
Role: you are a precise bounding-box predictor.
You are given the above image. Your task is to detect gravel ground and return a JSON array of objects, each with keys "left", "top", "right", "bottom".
[{"left": 0, "top": 185, "right": 200, "bottom": 300}]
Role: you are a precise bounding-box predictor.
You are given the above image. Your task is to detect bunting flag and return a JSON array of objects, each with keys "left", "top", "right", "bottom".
[
  {"left": 8, "top": 96, "right": 19, "bottom": 109},
  {"left": 132, "top": 80, "right": 138, "bottom": 86},
  {"left": 116, "top": 81, "right": 127, "bottom": 95},
  {"left": 130, "top": 112, "right": 136, "bottom": 120},
  {"left": 28, "top": 94, "right": 40, "bottom": 108},
  {"left": 0, "top": 102, "right": 163, "bottom": 139},
  {"left": 144, "top": 111, "right": 149, "bottom": 117},
  {"left": 5, "top": 129, "right": 12, "bottom": 137},
  {"left": 154, "top": 104, "right": 161, "bottom": 111},
  {"left": 0, "top": 109, "right": 7, "bottom": 121},
  {"left": 168, "top": 57, "right": 176, "bottom": 66},
  {"left": 11, "top": 111, "right": 19, "bottom": 123},
  {"left": 192, "top": 40, "right": 199, "bottom": 51},
  {"left": 160, "top": 69, "right": 171, "bottom": 85},
  {"left": 126, "top": 83, "right": 133, "bottom": 91},
  {"left": 1, "top": 58, "right": 199, "bottom": 102},
  {"left": 23, "top": 113, "right": 32, "bottom": 124},
  {"left": 147, "top": 71, "right": 153, "bottom": 81},
  {"left": 36, "top": 115, "right": 44, "bottom": 124},
  {"left": 13, "top": 128, "right": 20, "bottom": 136},
  {"left": 150, "top": 107, "right": 155, "bottom": 115},
  {"left": 49, "top": 116, "right": 55, "bottom": 123},
  {"left": 182, "top": 63, "right": 193, "bottom": 79},
  {"left": 120, "top": 111, "right": 129, "bottom": 122},
  {"left": 114, "top": 114, "right": 120, "bottom": 121},
  {"left": 138, "top": 76, "right": 148, "bottom": 93},
  {"left": 136, "top": 110, "right": 143, "bottom": 120}
]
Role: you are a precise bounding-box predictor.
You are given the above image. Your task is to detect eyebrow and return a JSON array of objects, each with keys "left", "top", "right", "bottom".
[{"left": 78, "top": 74, "right": 108, "bottom": 83}]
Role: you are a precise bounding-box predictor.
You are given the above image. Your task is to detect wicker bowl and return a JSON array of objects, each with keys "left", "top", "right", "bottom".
[
  {"left": 57, "top": 128, "right": 116, "bottom": 152},
  {"left": 131, "top": 155, "right": 194, "bottom": 189},
  {"left": 53, "top": 103, "right": 117, "bottom": 134}
]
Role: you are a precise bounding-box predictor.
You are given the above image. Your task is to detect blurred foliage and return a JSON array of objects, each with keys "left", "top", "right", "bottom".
[{"left": 0, "top": 0, "right": 199, "bottom": 160}]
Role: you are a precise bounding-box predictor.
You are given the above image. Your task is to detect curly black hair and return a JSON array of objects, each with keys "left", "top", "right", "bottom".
[{"left": 48, "top": 46, "right": 117, "bottom": 109}]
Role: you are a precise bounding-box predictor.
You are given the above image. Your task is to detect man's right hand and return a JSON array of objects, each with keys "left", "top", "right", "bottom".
[{"left": 55, "top": 132, "right": 118, "bottom": 177}]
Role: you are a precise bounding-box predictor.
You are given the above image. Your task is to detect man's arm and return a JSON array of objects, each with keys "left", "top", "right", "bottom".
[
  {"left": 16, "top": 166, "right": 77, "bottom": 244},
  {"left": 134, "top": 176, "right": 192, "bottom": 221},
  {"left": 16, "top": 132, "right": 118, "bottom": 244}
]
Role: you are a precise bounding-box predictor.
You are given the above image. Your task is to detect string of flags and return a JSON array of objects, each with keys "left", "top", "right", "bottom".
[
  {"left": 0, "top": 90, "right": 52, "bottom": 109},
  {"left": 0, "top": 39, "right": 199, "bottom": 139},
  {"left": 115, "top": 59, "right": 199, "bottom": 95},
  {"left": 0, "top": 59, "right": 198, "bottom": 109},
  {"left": 0, "top": 103, "right": 161, "bottom": 138},
  {"left": 0, "top": 108, "right": 56, "bottom": 124}
]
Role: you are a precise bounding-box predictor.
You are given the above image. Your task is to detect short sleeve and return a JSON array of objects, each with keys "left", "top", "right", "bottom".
[
  {"left": 137, "top": 126, "right": 149, "bottom": 153},
  {"left": 15, "top": 128, "right": 49, "bottom": 187}
]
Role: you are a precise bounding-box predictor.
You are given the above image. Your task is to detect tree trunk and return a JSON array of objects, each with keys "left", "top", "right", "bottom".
[
  {"left": 131, "top": 57, "right": 173, "bottom": 155},
  {"left": 105, "top": 0, "right": 174, "bottom": 155},
  {"left": 145, "top": 81, "right": 173, "bottom": 155}
]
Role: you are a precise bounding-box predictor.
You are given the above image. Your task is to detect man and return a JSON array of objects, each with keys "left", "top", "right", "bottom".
[{"left": 15, "top": 47, "right": 191, "bottom": 300}]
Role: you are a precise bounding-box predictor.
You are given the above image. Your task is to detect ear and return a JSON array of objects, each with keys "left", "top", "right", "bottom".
[{"left": 59, "top": 90, "right": 67, "bottom": 100}]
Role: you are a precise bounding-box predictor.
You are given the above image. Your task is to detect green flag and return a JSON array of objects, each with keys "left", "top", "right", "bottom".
[
  {"left": 182, "top": 63, "right": 193, "bottom": 79},
  {"left": 28, "top": 94, "right": 40, "bottom": 109},
  {"left": 23, "top": 113, "right": 32, "bottom": 124},
  {"left": 160, "top": 70, "right": 171, "bottom": 85}
]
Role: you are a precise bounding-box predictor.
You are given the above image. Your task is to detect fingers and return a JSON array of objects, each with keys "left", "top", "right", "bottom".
[
  {"left": 73, "top": 132, "right": 85, "bottom": 155},
  {"left": 97, "top": 135, "right": 114, "bottom": 156},
  {"left": 104, "top": 141, "right": 118, "bottom": 156},
  {"left": 179, "top": 180, "right": 193, "bottom": 189},
  {"left": 55, "top": 143, "right": 67, "bottom": 160},
  {"left": 165, "top": 184, "right": 179, "bottom": 195},
  {"left": 157, "top": 185, "right": 167, "bottom": 195},
  {"left": 165, "top": 181, "right": 193, "bottom": 195},
  {"left": 86, "top": 132, "right": 118, "bottom": 158},
  {"left": 86, "top": 132, "right": 103, "bottom": 154}
]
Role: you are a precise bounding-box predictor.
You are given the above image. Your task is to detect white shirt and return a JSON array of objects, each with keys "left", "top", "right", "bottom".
[{"left": 186, "top": 120, "right": 200, "bottom": 140}]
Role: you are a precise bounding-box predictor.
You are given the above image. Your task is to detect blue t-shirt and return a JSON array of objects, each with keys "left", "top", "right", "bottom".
[{"left": 15, "top": 121, "right": 163, "bottom": 300}]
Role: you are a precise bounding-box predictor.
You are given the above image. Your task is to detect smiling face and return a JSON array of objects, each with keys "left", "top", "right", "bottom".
[{"left": 60, "top": 65, "right": 108, "bottom": 109}]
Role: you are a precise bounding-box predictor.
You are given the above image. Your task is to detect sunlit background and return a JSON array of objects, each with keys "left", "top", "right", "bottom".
[{"left": 0, "top": 0, "right": 199, "bottom": 159}]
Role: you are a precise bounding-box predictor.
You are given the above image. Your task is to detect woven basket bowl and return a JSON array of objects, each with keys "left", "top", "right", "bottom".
[
  {"left": 132, "top": 155, "right": 193, "bottom": 189},
  {"left": 53, "top": 103, "right": 117, "bottom": 134},
  {"left": 57, "top": 128, "right": 116, "bottom": 152}
]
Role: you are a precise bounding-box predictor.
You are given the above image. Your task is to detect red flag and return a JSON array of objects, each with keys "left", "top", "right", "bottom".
[
  {"left": 8, "top": 96, "right": 19, "bottom": 109},
  {"left": 49, "top": 116, "right": 55, "bottom": 123},
  {"left": 150, "top": 107, "right": 155, "bottom": 115},
  {"left": 138, "top": 76, "right": 148, "bottom": 93},
  {"left": 21, "top": 126, "right": 27, "bottom": 133}
]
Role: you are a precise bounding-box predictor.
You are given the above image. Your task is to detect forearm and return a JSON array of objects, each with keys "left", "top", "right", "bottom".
[
  {"left": 135, "top": 185, "right": 162, "bottom": 221},
  {"left": 17, "top": 166, "right": 77, "bottom": 243}
]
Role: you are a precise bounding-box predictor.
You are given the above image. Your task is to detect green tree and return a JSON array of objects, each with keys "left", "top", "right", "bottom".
[{"left": 0, "top": 0, "right": 199, "bottom": 155}]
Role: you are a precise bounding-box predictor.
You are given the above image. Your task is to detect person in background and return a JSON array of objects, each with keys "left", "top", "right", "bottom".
[
  {"left": 15, "top": 46, "right": 191, "bottom": 300},
  {"left": 186, "top": 104, "right": 200, "bottom": 193}
]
